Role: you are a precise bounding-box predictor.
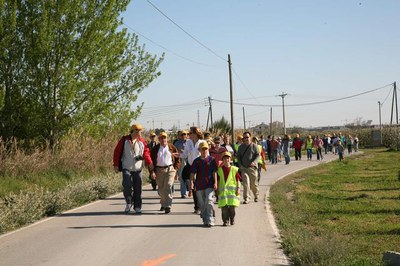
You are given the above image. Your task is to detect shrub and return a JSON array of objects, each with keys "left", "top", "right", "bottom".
[{"left": 0, "top": 174, "right": 121, "bottom": 234}]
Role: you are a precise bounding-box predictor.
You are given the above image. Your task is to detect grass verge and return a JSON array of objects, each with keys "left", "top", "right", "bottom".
[{"left": 270, "top": 148, "right": 400, "bottom": 266}]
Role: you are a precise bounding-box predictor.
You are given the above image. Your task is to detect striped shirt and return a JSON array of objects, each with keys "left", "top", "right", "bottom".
[{"left": 191, "top": 155, "right": 217, "bottom": 190}]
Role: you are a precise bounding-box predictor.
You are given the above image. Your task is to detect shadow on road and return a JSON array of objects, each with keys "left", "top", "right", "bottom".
[
  {"left": 68, "top": 223, "right": 205, "bottom": 229},
  {"left": 58, "top": 210, "right": 196, "bottom": 217}
]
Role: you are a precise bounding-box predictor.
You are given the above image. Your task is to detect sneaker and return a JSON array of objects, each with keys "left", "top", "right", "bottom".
[
  {"left": 159, "top": 207, "right": 165, "bottom": 211},
  {"left": 243, "top": 201, "right": 249, "bottom": 204},
  {"left": 194, "top": 209, "right": 201, "bottom": 215},
  {"left": 134, "top": 207, "right": 142, "bottom": 214},
  {"left": 230, "top": 219, "right": 235, "bottom": 225},
  {"left": 254, "top": 198, "right": 259, "bottom": 202},
  {"left": 165, "top": 207, "right": 171, "bottom": 214},
  {"left": 124, "top": 204, "right": 131, "bottom": 214},
  {"left": 223, "top": 222, "right": 229, "bottom": 226}
]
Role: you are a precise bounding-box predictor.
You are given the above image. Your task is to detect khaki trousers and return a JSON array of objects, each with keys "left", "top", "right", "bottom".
[
  {"left": 155, "top": 166, "right": 176, "bottom": 208},
  {"left": 241, "top": 166, "right": 259, "bottom": 202}
]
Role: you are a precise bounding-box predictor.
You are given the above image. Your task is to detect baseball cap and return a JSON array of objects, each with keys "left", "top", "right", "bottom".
[
  {"left": 159, "top": 132, "right": 168, "bottom": 138},
  {"left": 131, "top": 124, "right": 143, "bottom": 131},
  {"left": 198, "top": 142, "right": 209, "bottom": 150},
  {"left": 222, "top": 151, "right": 232, "bottom": 158}
]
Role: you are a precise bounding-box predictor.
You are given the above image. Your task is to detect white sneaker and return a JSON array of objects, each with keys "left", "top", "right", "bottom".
[
  {"left": 124, "top": 204, "right": 131, "bottom": 213},
  {"left": 134, "top": 208, "right": 142, "bottom": 214}
]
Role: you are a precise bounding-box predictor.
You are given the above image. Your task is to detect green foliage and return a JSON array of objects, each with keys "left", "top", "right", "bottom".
[
  {"left": 211, "top": 116, "right": 231, "bottom": 134},
  {"left": 0, "top": 0, "right": 163, "bottom": 145},
  {"left": 0, "top": 173, "right": 121, "bottom": 234},
  {"left": 270, "top": 149, "right": 400, "bottom": 265}
]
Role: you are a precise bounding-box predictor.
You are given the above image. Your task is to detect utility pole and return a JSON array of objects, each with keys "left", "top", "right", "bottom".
[
  {"left": 243, "top": 107, "right": 246, "bottom": 130},
  {"left": 278, "top": 92, "right": 288, "bottom": 134},
  {"left": 228, "top": 54, "right": 235, "bottom": 141},
  {"left": 197, "top": 110, "right": 200, "bottom": 128},
  {"left": 208, "top": 96, "right": 213, "bottom": 129},
  {"left": 390, "top": 82, "right": 399, "bottom": 125},
  {"left": 378, "top": 101, "right": 382, "bottom": 145},
  {"left": 269, "top": 107, "right": 272, "bottom": 136}
]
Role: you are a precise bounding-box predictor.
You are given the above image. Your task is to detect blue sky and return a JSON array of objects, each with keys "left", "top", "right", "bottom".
[{"left": 123, "top": 0, "right": 400, "bottom": 131}]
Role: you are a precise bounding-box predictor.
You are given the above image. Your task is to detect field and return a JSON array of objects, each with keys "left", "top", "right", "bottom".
[{"left": 270, "top": 149, "right": 400, "bottom": 265}]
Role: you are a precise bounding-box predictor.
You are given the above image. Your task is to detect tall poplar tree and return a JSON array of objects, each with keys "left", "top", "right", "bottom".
[{"left": 0, "top": 0, "right": 163, "bottom": 146}]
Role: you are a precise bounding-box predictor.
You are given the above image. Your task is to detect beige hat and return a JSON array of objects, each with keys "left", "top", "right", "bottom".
[
  {"left": 131, "top": 124, "right": 143, "bottom": 131},
  {"left": 150, "top": 132, "right": 156, "bottom": 137},
  {"left": 221, "top": 151, "right": 232, "bottom": 158},
  {"left": 198, "top": 142, "right": 209, "bottom": 150},
  {"left": 159, "top": 132, "right": 168, "bottom": 138}
]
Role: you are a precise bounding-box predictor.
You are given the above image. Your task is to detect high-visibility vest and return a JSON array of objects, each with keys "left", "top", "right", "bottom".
[
  {"left": 306, "top": 139, "right": 313, "bottom": 149},
  {"left": 217, "top": 166, "right": 240, "bottom": 208},
  {"left": 257, "top": 145, "right": 263, "bottom": 164}
]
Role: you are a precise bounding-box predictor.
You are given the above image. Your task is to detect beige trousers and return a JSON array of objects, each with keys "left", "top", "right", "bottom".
[
  {"left": 155, "top": 166, "right": 176, "bottom": 208},
  {"left": 241, "top": 166, "right": 259, "bottom": 202}
]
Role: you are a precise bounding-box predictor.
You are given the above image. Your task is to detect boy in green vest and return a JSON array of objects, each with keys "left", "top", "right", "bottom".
[{"left": 217, "top": 151, "right": 241, "bottom": 226}]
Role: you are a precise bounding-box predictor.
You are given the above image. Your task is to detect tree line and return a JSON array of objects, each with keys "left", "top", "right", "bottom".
[{"left": 0, "top": 0, "right": 163, "bottom": 148}]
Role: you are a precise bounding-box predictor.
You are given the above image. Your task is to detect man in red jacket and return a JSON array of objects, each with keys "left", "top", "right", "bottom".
[{"left": 113, "top": 124, "right": 154, "bottom": 214}]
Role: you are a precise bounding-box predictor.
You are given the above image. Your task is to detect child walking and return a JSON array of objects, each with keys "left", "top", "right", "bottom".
[
  {"left": 337, "top": 140, "right": 345, "bottom": 161},
  {"left": 217, "top": 152, "right": 241, "bottom": 226}
]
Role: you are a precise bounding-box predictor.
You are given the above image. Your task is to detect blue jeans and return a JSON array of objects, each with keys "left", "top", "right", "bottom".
[
  {"left": 306, "top": 149, "right": 313, "bottom": 160},
  {"left": 284, "top": 152, "right": 290, "bottom": 164},
  {"left": 196, "top": 188, "right": 215, "bottom": 225},
  {"left": 272, "top": 150, "right": 278, "bottom": 164},
  {"left": 178, "top": 161, "right": 190, "bottom": 196},
  {"left": 122, "top": 169, "right": 143, "bottom": 209}
]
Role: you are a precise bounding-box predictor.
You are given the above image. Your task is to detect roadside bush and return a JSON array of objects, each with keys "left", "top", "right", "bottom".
[{"left": 0, "top": 173, "right": 121, "bottom": 234}]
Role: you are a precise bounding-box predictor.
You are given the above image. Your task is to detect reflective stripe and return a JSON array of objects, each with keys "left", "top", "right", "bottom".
[
  {"left": 219, "top": 195, "right": 240, "bottom": 201},
  {"left": 217, "top": 166, "right": 240, "bottom": 207}
]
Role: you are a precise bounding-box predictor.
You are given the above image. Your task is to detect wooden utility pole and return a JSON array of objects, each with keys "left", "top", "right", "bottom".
[
  {"left": 278, "top": 92, "right": 288, "bottom": 134},
  {"left": 243, "top": 107, "right": 246, "bottom": 130},
  {"left": 208, "top": 96, "right": 213, "bottom": 129},
  {"left": 228, "top": 55, "right": 234, "bottom": 141},
  {"left": 378, "top": 101, "right": 382, "bottom": 145},
  {"left": 390, "top": 82, "right": 399, "bottom": 125},
  {"left": 269, "top": 107, "right": 272, "bottom": 136}
]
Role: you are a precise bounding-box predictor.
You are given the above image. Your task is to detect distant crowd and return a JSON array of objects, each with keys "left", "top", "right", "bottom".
[{"left": 113, "top": 124, "right": 359, "bottom": 227}]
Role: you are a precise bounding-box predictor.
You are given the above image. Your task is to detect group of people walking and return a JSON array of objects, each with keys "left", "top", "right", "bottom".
[
  {"left": 261, "top": 133, "right": 359, "bottom": 164},
  {"left": 113, "top": 124, "right": 260, "bottom": 227},
  {"left": 113, "top": 124, "right": 359, "bottom": 227}
]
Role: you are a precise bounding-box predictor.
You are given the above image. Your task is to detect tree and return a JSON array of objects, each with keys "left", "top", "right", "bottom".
[
  {"left": 211, "top": 116, "right": 231, "bottom": 134},
  {"left": 0, "top": 0, "right": 163, "bottom": 147}
]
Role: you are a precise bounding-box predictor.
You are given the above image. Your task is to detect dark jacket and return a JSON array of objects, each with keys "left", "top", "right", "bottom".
[{"left": 150, "top": 143, "right": 180, "bottom": 170}]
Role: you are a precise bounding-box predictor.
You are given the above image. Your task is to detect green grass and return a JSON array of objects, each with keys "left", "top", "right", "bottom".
[{"left": 270, "top": 149, "right": 400, "bottom": 266}]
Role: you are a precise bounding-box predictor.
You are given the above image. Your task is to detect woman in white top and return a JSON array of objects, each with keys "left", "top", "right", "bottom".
[{"left": 180, "top": 126, "right": 205, "bottom": 214}]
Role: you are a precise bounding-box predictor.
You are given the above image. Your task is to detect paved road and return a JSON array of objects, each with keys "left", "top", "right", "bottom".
[{"left": 0, "top": 153, "right": 344, "bottom": 266}]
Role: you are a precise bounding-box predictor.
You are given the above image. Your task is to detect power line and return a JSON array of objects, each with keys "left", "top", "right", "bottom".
[
  {"left": 146, "top": 0, "right": 226, "bottom": 62},
  {"left": 212, "top": 82, "right": 394, "bottom": 107},
  {"left": 122, "top": 22, "right": 220, "bottom": 67},
  {"left": 380, "top": 86, "right": 393, "bottom": 106},
  {"left": 232, "top": 67, "right": 263, "bottom": 106}
]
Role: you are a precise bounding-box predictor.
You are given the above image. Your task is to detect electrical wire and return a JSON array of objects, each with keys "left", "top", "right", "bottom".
[
  {"left": 380, "top": 86, "right": 393, "bottom": 106},
  {"left": 212, "top": 82, "right": 394, "bottom": 107},
  {"left": 146, "top": 0, "right": 227, "bottom": 62},
  {"left": 122, "top": 22, "right": 220, "bottom": 67},
  {"left": 232, "top": 67, "right": 263, "bottom": 106}
]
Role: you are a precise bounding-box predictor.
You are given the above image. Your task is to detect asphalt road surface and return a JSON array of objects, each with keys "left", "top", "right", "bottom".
[{"left": 0, "top": 153, "right": 345, "bottom": 266}]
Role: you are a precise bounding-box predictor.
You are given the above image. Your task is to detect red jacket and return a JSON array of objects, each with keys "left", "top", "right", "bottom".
[
  {"left": 293, "top": 137, "right": 303, "bottom": 150},
  {"left": 113, "top": 135, "right": 152, "bottom": 171}
]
